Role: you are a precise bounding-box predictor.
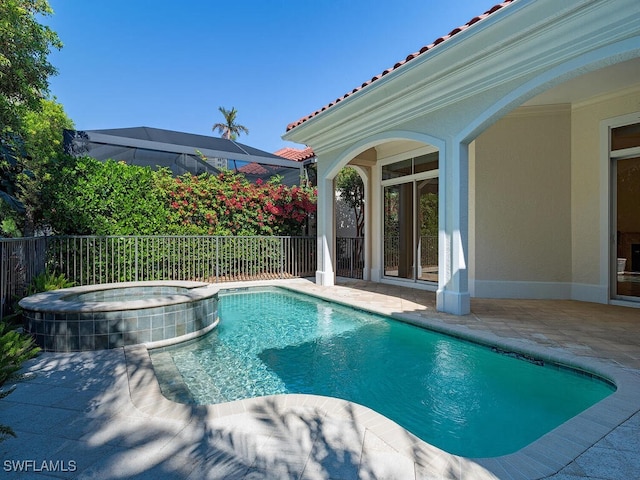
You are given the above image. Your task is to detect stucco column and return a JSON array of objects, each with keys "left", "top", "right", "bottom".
[
  {"left": 348, "top": 165, "right": 372, "bottom": 281},
  {"left": 315, "top": 161, "right": 335, "bottom": 286},
  {"left": 437, "top": 140, "right": 471, "bottom": 315},
  {"left": 370, "top": 162, "right": 382, "bottom": 282}
]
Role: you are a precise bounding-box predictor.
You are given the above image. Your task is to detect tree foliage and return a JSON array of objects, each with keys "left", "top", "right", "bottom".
[
  {"left": 0, "top": 1, "right": 64, "bottom": 236},
  {"left": 212, "top": 106, "right": 249, "bottom": 140},
  {"left": 21, "top": 99, "right": 73, "bottom": 168},
  {"left": 43, "top": 156, "right": 171, "bottom": 235},
  {"left": 420, "top": 192, "right": 438, "bottom": 236},
  {"left": 18, "top": 98, "right": 73, "bottom": 234},
  {"left": 1, "top": 99, "right": 72, "bottom": 237},
  {"left": 0, "top": 135, "right": 26, "bottom": 236},
  {"left": 0, "top": 0, "right": 62, "bottom": 133},
  {"left": 336, "top": 166, "right": 365, "bottom": 237}
]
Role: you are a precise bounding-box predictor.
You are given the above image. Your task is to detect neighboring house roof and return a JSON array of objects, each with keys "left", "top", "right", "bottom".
[
  {"left": 286, "top": 0, "right": 515, "bottom": 132},
  {"left": 274, "top": 146, "right": 315, "bottom": 162},
  {"left": 238, "top": 162, "right": 270, "bottom": 175},
  {"left": 238, "top": 146, "right": 316, "bottom": 182},
  {"left": 87, "top": 126, "right": 284, "bottom": 160}
]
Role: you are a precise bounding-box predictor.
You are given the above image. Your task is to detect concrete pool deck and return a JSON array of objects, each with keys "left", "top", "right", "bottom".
[{"left": 1, "top": 278, "right": 639, "bottom": 479}]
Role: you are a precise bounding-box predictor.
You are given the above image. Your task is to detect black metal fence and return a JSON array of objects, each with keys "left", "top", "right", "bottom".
[
  {"left": 383, "top": 235, "right": 437, "bottom": 273},
  {"left": 0, "top": 237, "right": 49, "bottom": 319},
  {"left": 336, "top": 237, "right": 364, "bottom": 279},
  {"left": 1, "top": 235, "right": 316, "bottom": 319}
]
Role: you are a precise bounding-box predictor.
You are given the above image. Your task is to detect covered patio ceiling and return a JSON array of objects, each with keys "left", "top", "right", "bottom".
[{"left": 523, "top": 57, "right": 640, "bottom": 107}]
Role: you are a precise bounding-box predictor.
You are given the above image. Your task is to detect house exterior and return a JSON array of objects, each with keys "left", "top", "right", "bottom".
[
  {"left": 273, "top": 146, "right": 317, "bottom": 187},
  {"left": 283, "top": 0, "right": 640, "bottom": 315}
]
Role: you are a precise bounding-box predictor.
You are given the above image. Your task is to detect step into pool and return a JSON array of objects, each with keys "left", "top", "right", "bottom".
[{"left": 150, "top": 287, "right": 615, "bottom": 458}]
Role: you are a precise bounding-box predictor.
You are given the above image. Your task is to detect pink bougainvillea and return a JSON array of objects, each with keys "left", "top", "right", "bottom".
[{"left": 155, "top": 170, "right": 316, "bottom": 236}]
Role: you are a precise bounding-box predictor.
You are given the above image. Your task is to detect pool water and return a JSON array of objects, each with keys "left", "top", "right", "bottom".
[{"left": 150, "top": 288, "right": 614, "bottom": 457}]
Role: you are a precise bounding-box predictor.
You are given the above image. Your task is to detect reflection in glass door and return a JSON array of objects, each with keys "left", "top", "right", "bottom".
[
  {"left": 612, "top": 123, "right": 640, "bottom": 299},
  {"left": 383, "top": 184, "right": 399, "bottom": 277},
  {"left": 417, "top": 178, "right": 439, "bottom": 281},
  {"left": 383, "top": 178, "right": 438, "bottom": 282},
  {"left": 384, "top": 183, "right": 413, "bottom": 279}
]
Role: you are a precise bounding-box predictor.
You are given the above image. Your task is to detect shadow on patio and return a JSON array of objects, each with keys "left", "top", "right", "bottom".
[{"left": 0, "top": 349, "right": 425, "bottom": 479}]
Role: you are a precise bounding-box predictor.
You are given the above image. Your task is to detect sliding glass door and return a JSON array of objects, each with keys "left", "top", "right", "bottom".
[
  {"left": 382, "top": 152, "right": 438, "bottom": 284},
  {"left": 417, "top": 178, "right": 438, "bottom": 281},
  {"left": 383, "top": 183, "right": 413, "bottom": 278},
  {"left": 611, "top": 122, "right": 640, "bottom": 300}
]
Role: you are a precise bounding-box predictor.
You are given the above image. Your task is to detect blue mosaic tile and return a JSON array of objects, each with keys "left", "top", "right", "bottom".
[
  {"left": 80, "top": 335, "right": 95, "bottom": 350},
  {"left": 79, "top": 320, "right": 94, "bottom": 336},
  {"left": 137, "top": 330, "right": 152, "bottom": 343},
  {"left": 165, "top": 325, "right": 176, "bottom": 338},
  {"left": 137, "top": 316, "right": 151, "bottom": 330},
  {"left": 95, "top": 335, "right": 109, "bottom": 350},
  {"left": 54, "top": 321, "right": 67, "bottom": 336},
  {"left": 176, "top": 324, "right": 185, "bottom": 337},
  {"left": 95, "top": 320, "right": 109, "bottom": 335},
  {"left": 68, "top": 335, "right": 80, "bottom": 352},
  {"left": 151, "top": 328, "right": 164, "bottom": 342},
  {"left": 67, "top": 321, "right": 80, "bottom": 336},
  {"left": 151, "top": 314, "right": 164, "bottom": 329},
  {"left": 54, "top": 335, "right": 68, "bottom": 352},
  {"left": 124, "top": 332, "right": 138, "bottom": 345},
  {"left": 23, "top": 285, "right": 218, "bottom": 351},
  {"left": 109, "top": 333, "right": 124, "bottom": 348}
]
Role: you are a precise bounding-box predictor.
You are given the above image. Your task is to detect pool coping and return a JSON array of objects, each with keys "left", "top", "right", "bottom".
[
  {"left": 124, "top": 279, "right": 640, "bottom": 480},
  {"left": 18, "top": 280, "right": 216, "bottom": 313}
]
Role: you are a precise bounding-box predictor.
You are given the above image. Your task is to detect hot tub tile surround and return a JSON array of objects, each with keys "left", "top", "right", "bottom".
[{"left": 19, "top": 281, "right": 218, "bottom": 352}]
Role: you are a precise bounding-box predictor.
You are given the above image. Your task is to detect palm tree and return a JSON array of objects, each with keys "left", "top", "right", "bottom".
[{"left": 212, "top": 106, "right": 249, "bottom": 140}]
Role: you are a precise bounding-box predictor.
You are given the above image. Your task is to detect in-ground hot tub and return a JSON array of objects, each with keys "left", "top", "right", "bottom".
[{"left": 19, "top": 281, "right": 218, "bottom": 352}]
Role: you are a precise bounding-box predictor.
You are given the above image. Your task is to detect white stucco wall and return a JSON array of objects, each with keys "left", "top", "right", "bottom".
[
  {"left": 571, "top": 87, "right": 640, "bottom": 299},
  {"left": 471, "top": 106, "right": 572, "bottom": 297}
]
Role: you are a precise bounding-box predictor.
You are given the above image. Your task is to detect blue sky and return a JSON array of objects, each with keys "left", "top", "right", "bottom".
[{"left": 45, "top": 1, "right": 496, "bottom": 154}]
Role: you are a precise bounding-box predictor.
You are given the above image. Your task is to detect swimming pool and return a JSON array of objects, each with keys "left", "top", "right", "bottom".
[{"left": 150, "top": 287, "right": 615, "bottom": 458}]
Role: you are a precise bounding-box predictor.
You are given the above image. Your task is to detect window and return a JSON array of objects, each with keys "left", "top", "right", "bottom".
[
  {"left": 611, "top": 122, "right": 640, "bottom": 300},
  {"left": 382, "top": 152, "right": 438, "bottom": 180}
]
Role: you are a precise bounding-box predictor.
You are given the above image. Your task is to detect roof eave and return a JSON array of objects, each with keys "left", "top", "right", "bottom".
[{"left": 283, "top": 0, "right": 519, "bottom": 139}]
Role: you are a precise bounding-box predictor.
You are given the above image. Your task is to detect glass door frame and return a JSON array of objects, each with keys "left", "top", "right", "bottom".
[
  {"left": 381, "top": 162, "right": 439, "bottom": 285},
  {"left": 607, "top": 116, "right": 640, "bottom": 303}
]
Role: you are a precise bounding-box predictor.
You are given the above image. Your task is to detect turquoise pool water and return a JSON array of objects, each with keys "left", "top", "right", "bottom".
[{"left": 150, "top": 287, "right": 615, "bottom": 457}]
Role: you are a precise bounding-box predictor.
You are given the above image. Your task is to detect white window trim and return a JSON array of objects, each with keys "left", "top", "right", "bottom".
[
  {"left": 600, "top": 111, "right": 640, "bottom": 306},
  {"left": 377, "top": 144, "right": 439, "bottom": 167},
  {"left": 379, "top": 152, "right": 440, "bottom": 286}
]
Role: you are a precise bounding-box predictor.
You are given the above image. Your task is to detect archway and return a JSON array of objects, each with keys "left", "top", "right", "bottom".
[
  {"left": 335, "top": 165, "right": 366, "bottom": 279},
  {"left": 313, "top": 133, "right": 444, "bottom": 293}
]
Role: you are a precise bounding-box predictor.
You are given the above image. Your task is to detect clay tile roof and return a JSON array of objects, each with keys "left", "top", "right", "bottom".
[
  {"left": 238, "top": 162, "right": 270, "bottom": 175},
  {"left": 286, "top": 0, "right": 515, "bottom": 132},
  {"left": 273, "top": 146, "right": 315, "bottom": 161}
]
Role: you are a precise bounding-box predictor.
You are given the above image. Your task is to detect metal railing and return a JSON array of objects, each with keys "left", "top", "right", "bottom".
[
  {"left": 419, "top": 235, "right": 438, "bottom": 266},
  {"left": 336, "top": 237, "right": 364, "bottom": 279},
  {"left": 0, "top": 237, "right": 49, "bottom": 319},
  {"left": 384, "top": 235, "right": 438, "bottom": 271},
  {"left": 1, "top": 235, "right": 316, "bottom": 319}
]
